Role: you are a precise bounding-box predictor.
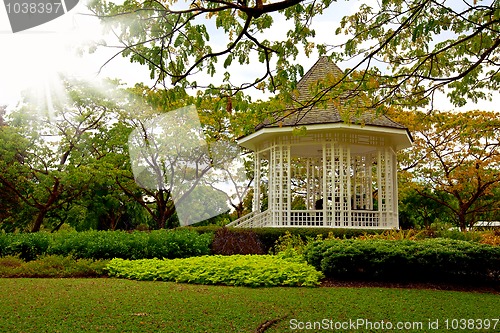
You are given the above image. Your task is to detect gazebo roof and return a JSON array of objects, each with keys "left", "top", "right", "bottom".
[
  {"left": 256, "top": 56, "right": 406, "bottom": 130},
  {"left": 238, "top": 57, "right": 413, "bottom": 151}
]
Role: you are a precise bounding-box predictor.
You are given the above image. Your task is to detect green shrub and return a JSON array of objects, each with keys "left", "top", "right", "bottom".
[
  {"left": 0, "top": 233, "right": 8, "bottom": 257},
  {"left": 304, "top": 238, "right": 500, "bottom": 283},
  {"left": 187, "top": 226, "right": 382, "bottom": 252},
  {"left": 271, "top": 231, "right": 307, "bottom": 254},
  {"left": 0, "top": 255, "right": 108, "bottom": 278},
  {"left": 48, "top": 231, "right": 146, "bottom": 260},
  {"left": 0, "top": 229, "right": 213, "bottom": 261},
  {"left": 106, "top": 255, "right": 323, "bottom": 287},
  {"left": 422, "top": 223, "right": 484, "bottom": 242},
  {"left": 253, "top": 228, "right": 381, "bottom": 252},
  {"left": 146, "top": 229, "right": 213, "bottom": 259},
  {"left": 210, "top": 227, "right": 265, "bottom": 255},
  {"left": 47, "top": 230, "right": 212, "bottom": 260},
  {"left": 1, "top": 232, "right": 51, "bottom": 261}
]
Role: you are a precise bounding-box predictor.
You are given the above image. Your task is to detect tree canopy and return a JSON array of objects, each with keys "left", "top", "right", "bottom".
[
  {"left": 0, "top": 80, "right": 256, "bottom": 232},
  {"left": 89, "top": 0, "right": 499, "bottom": 110},
  {"left": 394, "top": 109, "right": 500, "bottom": 230}
]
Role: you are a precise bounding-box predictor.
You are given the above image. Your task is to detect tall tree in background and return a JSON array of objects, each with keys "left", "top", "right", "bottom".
[
  {"left": 394, "top": 110, "right": 500, "bottom": 231},
  {"left": 0, "top": 124, "right": 26, "bottom": 228},
  {"left": 120, "top": 85, "right": 255, "bottom": 228},
  {"left": 0, "top": 80, "right": 127, "bottom": 232},
  {"left": 89, "top": 0, "right": 499, "bottom": 111}
]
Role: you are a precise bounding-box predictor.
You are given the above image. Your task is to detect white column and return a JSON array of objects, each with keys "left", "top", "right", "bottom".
[
  {"left": 278, "top": 141, "right": 283, "bottom": 226},
  {"left": 392, "top": 148, "right": 399, "bottom": 229},
  {"left": 306, "top": 161, "right": 310, "bottom": 209},
  {"left": 377, "top": 149, "right": 383, "bottom": 224},
  {"left": 270, "top": 143, "right": 276, "bottom": 226},
  {"left": 322, "top": 143, "right": 327, "bottom": 226},
  {"left": 346, "top": 147, "right": 352, "bottom": 226},
  {"left": 253, "top": 151, "right": 261, "bottom": 213},
  {"left": 285, "top": 143, "right": 291, "bottom": 226}
]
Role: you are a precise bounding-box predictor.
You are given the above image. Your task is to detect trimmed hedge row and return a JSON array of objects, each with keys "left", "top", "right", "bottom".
[
  {"left": 0, "top": 230, "right": 213, "bottom": 261},
  {"left": 0, "top": 227, "right": 377, "bottom": 261},
  {"left": 304, "top": 238, "right": 500, "bottom": 283},
  {"left": 187, "top": 226, "right": 383, "bottom": 252}
]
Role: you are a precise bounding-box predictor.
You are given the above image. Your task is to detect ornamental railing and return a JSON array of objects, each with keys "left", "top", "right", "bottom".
[
  {"left": 227, "top": 209, "right": 396, "bottom": 229},
  {"left": 226, "top": 210, "right": 271, "bottom": 228}
]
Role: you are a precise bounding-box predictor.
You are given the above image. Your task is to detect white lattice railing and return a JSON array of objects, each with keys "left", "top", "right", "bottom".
[
  {"left": 227, "top": 209, "right": 396, "bottom": 229},
  {"left": 226, "top": 210, "right": 271, "bottom": 228}
]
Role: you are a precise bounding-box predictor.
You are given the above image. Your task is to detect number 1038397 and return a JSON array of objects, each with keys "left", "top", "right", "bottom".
[
  {"left": 444, "top": 318, "right": 499, "bottom": 330},
  {"left": 5, "top": 2, "right": 63, "bottom": 14}
]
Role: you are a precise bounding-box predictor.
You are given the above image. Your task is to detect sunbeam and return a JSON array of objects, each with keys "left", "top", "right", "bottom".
[{"left": 0, "top": 2, "right": 108, "bottom": 114}]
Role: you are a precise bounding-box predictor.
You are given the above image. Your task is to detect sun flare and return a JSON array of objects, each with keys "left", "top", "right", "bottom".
[{"left": 0, "top": 4, "right": 106, "bottom": 114}]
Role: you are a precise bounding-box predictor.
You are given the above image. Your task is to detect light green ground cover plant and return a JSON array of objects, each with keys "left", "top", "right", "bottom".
[
  {"left": 0, "top": 279, "right": 499, "bottom": 333},
  {"left": 106, "top": 254, "right": 323, "bottom": 287}
]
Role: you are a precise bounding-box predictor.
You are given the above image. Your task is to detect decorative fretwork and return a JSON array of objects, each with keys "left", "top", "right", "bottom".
[{"left": 237, "top": 134, "right": 400, "bottom": 229}]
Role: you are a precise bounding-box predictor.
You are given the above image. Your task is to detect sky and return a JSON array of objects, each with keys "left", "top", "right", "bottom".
[
  {"left": 0, "top": 0, "right": 153, "bottom": 108},
  {"left": 0, "top": 0, "right": 498, "bottom": 112}
]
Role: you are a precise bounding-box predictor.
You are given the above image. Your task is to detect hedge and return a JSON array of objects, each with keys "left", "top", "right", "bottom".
[
  {"left": 0, "top": 229, "right": 213, "bottom": 261},
  {"left": 304, "top": 238, "right": 500, "bottom": 283},
  {"left": 0, "top": 227, "right": 381, "bottom": 260},
  {"left": 185, "top": 226, "right": 383, "bottom": 252}
]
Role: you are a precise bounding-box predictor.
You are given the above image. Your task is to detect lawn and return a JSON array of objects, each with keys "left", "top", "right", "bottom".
[{"left": 0, "top": 278, "right": 498, "bottom": 332}]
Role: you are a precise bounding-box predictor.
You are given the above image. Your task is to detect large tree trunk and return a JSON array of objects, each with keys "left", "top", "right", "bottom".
[
  {"left": 30, "top": 179, "right": 61, "bottom": 232},
  {"left": 458, "top": 210, "right": 468, "bottom": 232},
  {"left": 235, "top": 202, "right": 244, "bottom": 219},
  {"left": 155, "top": 190, "right": 176, "bottom": 229},
  {"left": 31, "top": 209, "right": 48, "bottom": 232}
]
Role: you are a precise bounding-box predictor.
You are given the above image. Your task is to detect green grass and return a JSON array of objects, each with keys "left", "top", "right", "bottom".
[{"left": 0, "top": 279, "right": 498, "bottom": 332}]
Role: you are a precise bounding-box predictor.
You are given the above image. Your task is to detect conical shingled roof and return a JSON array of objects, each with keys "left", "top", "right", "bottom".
[{"left": 258, "top": 57, "right": 406, "bottom": 130}]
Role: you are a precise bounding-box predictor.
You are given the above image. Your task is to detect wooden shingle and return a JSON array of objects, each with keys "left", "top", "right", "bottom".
[{"left": 258, "top": 57, "right": 406, "bottom": 130}]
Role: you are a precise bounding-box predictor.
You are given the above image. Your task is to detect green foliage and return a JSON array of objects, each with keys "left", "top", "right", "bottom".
[
  {"left": 0, "top": 232, "right": 51, "bottom": 261},
  {"left": 0, "top": 79, "right": 145, "bottom": 233},
  {"left": 106, "top": 255, "right": 323, "bottom": 287},
  {"left": 188, "top": 226, "right": 383, "bottom": 252},
  {"left": 425, "top": 222, "right": 483, "bottom": 242},
  {"left": 271, "top": 231, "right": 308, "bottom": 256},
  {"left": 210, "top": 227, "right": 265, "bottom": 255},
  {"left": 358, "top": 229, "right": 427, "bottom": 241},
  {"left": 395, "top": 110, "right": 500, "bottom": 231},
  {"left": 305, "top": 238, "right": 500, "bottom": 283},
  {"left": 335, "top": 1, "right": 500, "bottom": 107},
  {"left": 0, "top": 229, "right": 213, "bottom": 261},
  {"left": 0, "top": 255, "right": 108, "bottom": 278},
  {"left": 90, "top": 0, "right": 499, "bottom": 113}
]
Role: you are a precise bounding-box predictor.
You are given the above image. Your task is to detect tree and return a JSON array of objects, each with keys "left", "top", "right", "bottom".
[
  {"left": 0, "top": 126, "right": 27, "bottom": 229},
  {"left": 115, "top": 85, "right": 252, "bottom": 228},
  {"left": 0, "top": 105, "right": 6, "bottom": 126},
  {"left": 209, "top": 152, "right": 254, "bottom": 219},
  {"left": 398, "top": 183, "right": 454, "bottom": 229},
  {"left": 89, "top": 0, "right": 499, "bottom": 111},
  {"left": 0, "top": 79, "right": 127, "bottom": 232},
  {"left": 66, "top": 120, "right": 150, "bottom": 231},
  {"left": 395, "top": 110, "right": 500, "bottom": 231}
]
